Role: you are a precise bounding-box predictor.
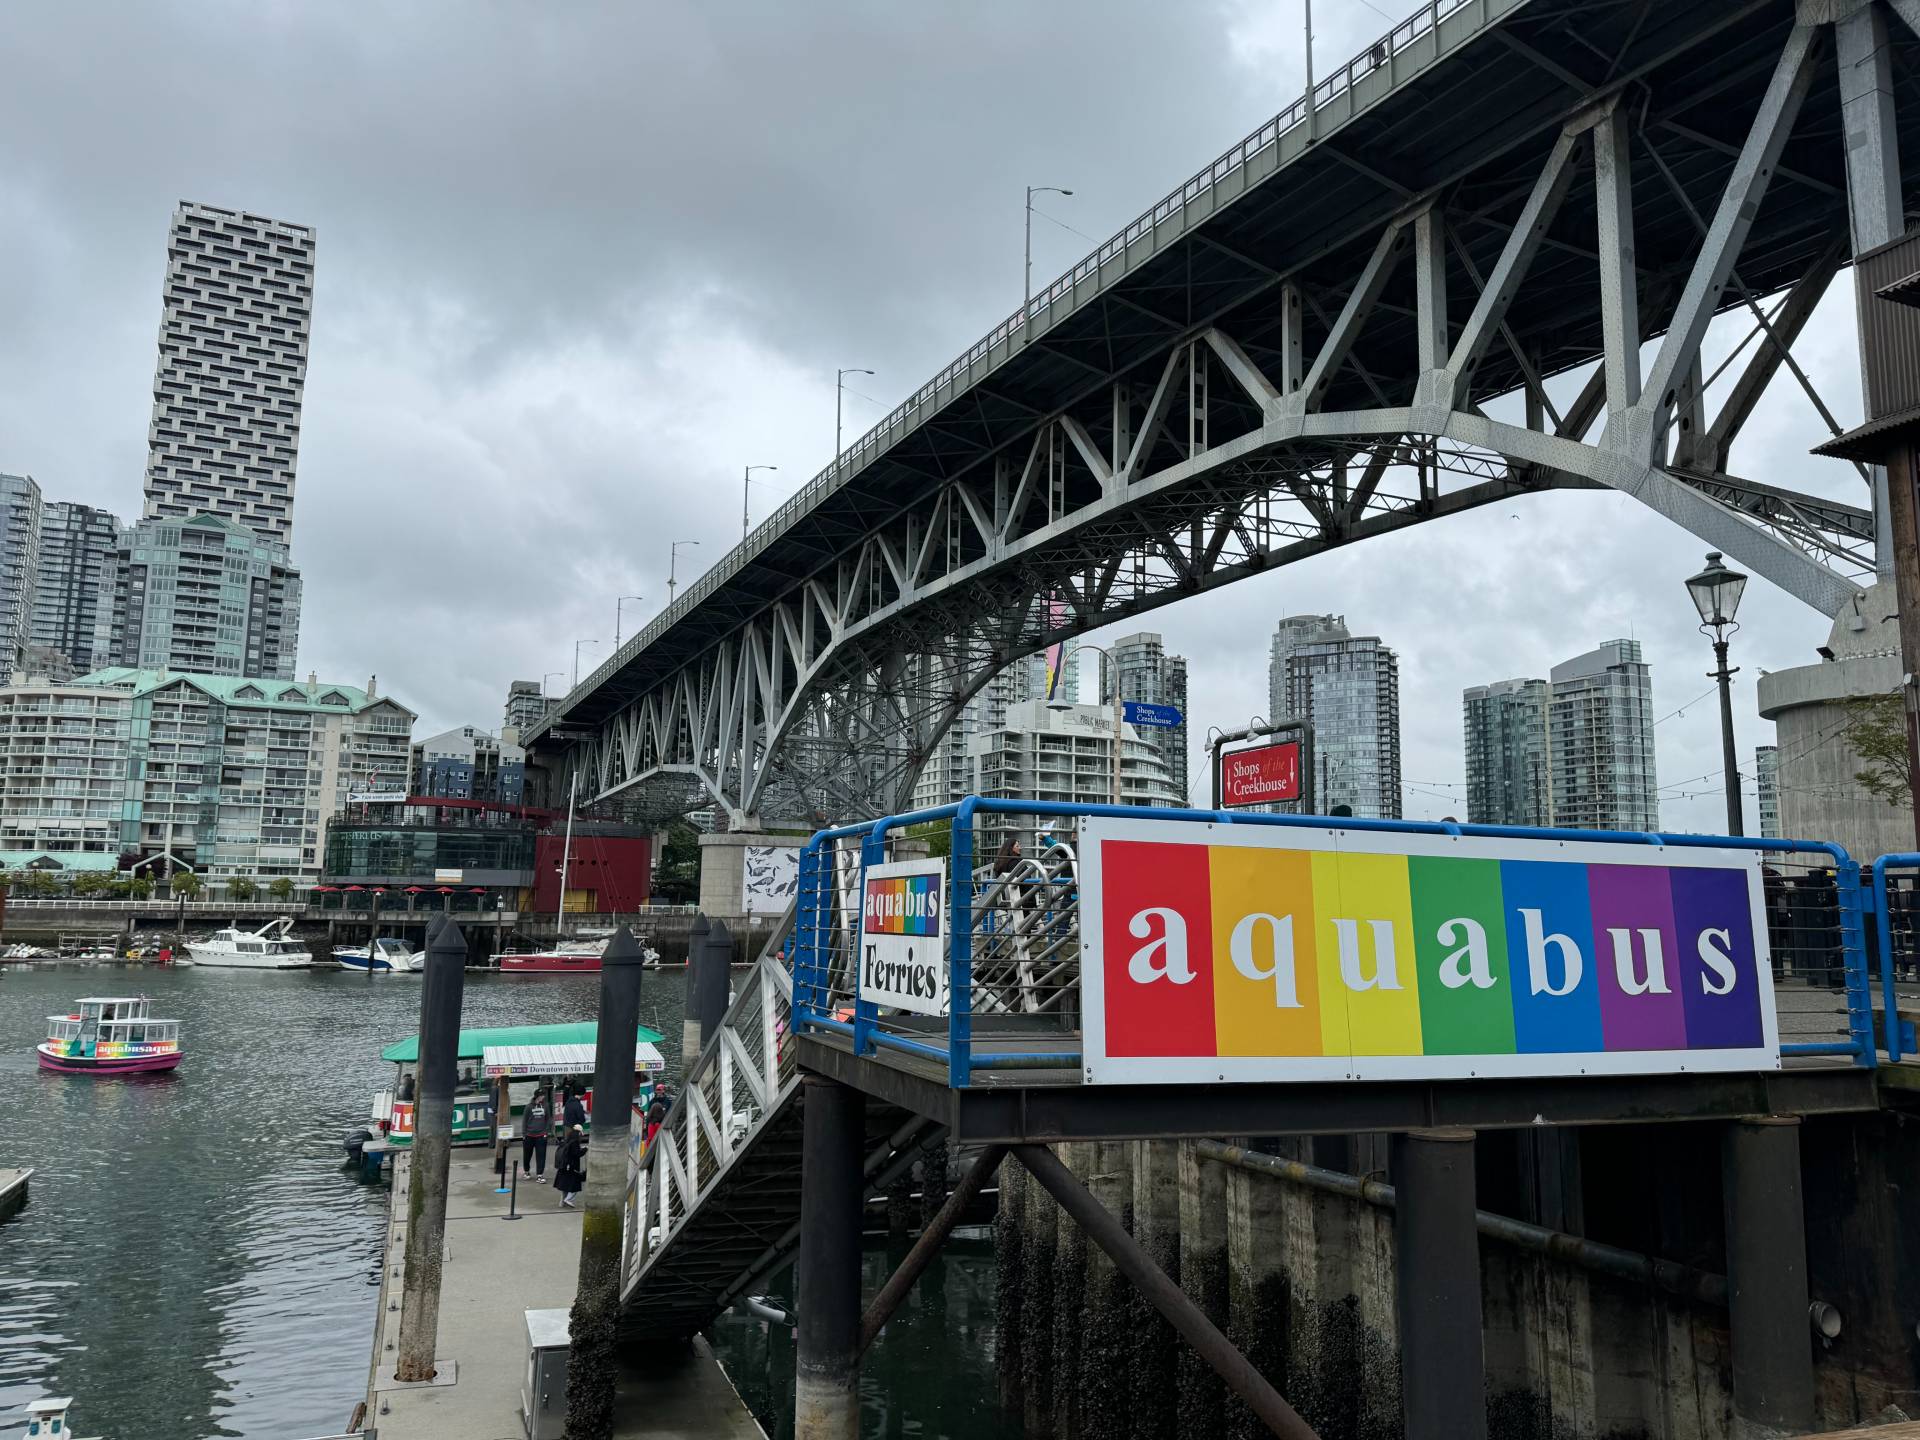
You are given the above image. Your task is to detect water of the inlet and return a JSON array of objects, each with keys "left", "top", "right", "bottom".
[{"left": 0, "top": 964, "right": 1017, "bottom": 1439}]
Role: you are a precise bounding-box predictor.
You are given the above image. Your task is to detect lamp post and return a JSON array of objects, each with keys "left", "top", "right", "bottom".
[
  {"left": 667, "top": 540, "right": 700, "bottom": 603},
  {"left": 1024, "top": 185, "right": 1074, "bottom": 317},
  {"left": 572, "top": 638, "right": 601, "bottom": 691},
  {"left": 615, "top": 595, "right": 644, "bottom": 649},
  {"left": 542, "top": 671, "right": 564, "bottom": 698},
  {"left": 836, "top": 368, "right": 875, "bottom": 463},
  {"left": 741, "top": 464, "right": 779, "bottom": 541},
  {"left": 1068, "top": 641, "right": 1125, "bottom": 807},
  {"left": 1685, "top": 551, "right": 1749, "bottom": 836}
]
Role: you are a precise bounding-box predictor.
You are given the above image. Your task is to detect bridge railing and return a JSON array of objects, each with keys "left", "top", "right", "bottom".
[
  {"left": 1869, "top": 856, "right": 1920, "bottom": 1063},
  {"left": 793, "top": 799, "right": 1887, "bottom": 1086},
  {"left": 548, "top": 0, "right": 1508, "bottom": 734},
  {"left": 621, "top": 917, "right": 799, "bottom": 1299}
]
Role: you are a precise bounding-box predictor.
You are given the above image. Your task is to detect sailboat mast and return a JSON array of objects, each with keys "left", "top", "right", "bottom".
[{"left": 556, "top": 771, "right": 578, "bottom": 933}]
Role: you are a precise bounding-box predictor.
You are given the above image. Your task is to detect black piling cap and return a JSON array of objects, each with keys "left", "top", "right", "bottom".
[
  {"left": 602, "top": 925, "right": 647, "bottom": 969},
  {"left": 429, "top": 918, "right": 466, "bottom": 962},
  {"left": 689, "top": 912, "right": 711, "bottom": 942}
]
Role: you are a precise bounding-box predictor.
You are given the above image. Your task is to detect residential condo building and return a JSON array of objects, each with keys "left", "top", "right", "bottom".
[
  {"left": 0, "top": 668, "right": 413, "bottom": 882},
  {"left": 1463, "top": 678, "right": 1552, "bottom": 826},
  {"left": 1546, "top": 639, "right": 1658, "bottom": 831},
  {"left": 30, "top": 500, "right": 120, "bottom": 676},
  {"left": 143, "top": 202, "right": 315, "bottom": 547},
  {"left": 92, "top": 513, "right": 302, "bottom": 680},
  {"left": 1269, "top": 614, "right": 1402, "bottom": 819},
  {"left": 964, "top": 698, "right": 1182, "bottom": 852},
  {"left": 0, "top": 473, "right": 43, "bottom": 674},
  {"left": 502, "top": 679, "right": 557, "bottom": 742},
  {"left": 1099, "top": 631, "right": 1191, "bottom": 804},
  {"left": 1756, "top": 744, "right": 1781, "bottom": 839},
  {"left": 411, "top": 725, "right": 527, "bottom": 804}
]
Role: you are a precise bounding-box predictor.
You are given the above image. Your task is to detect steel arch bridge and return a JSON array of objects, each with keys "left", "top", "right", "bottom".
[{"left": 525, "top": 0, "right": 1913, "bottom": 827}]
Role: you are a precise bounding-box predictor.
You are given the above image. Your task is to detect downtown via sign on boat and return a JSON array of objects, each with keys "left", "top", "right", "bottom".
[{"left": 1075, "top": 818, "right": 1780, "bottom": 1084}]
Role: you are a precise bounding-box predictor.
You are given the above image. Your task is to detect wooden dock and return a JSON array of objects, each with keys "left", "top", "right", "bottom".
[
  {"left": 364, "top": 1149, "right": 764, "bottom": 1440},
  {"left": 0, "top": 1167, "right": 30, "bottom": 1220}
]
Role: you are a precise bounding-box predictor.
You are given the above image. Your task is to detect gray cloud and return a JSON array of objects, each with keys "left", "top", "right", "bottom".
[{"left": 0, "top": 2, "right": 1871, "bottom": 836}]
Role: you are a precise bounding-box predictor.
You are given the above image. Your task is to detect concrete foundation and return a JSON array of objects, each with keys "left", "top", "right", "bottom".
[
  {"left": 995, "top": 1113, "right": 1920, "bottom": 1439},
  {"left": 697, "top": 830, "right": 803, "bottom": 922}
]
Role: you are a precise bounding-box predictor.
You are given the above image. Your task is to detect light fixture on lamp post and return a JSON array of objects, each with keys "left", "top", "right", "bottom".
[
  {"left": 667, "top": 540, "right": 700, "bottom": 603},
  {"left": 1024, "top": 185, "right": 1074, "bottom": 317},
  {"left": 836, "top": 368, "right": 875, "bottom": 463},
  {"left": 614, "top": 595, "right": 644, "bottom": 649},
  {"left": 741, "top": 464, "right": 779, "bottom": 541},
  {"left": 542, "top": 671, "right": 565, "bottom": 698},
  {"left": 1066, "top": 640, "right": 1125, "bottom": 807},
  {"left": 572, "top": 638, "right": 602, "bottom": 691},
  {"left": 1685, "top": 550, "right": 1749, "bottom": 836}
]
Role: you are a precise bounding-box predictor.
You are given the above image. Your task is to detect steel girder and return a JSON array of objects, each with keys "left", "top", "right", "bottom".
[{"left": 553, "top": 6, "right": 1895, "bottom": 826}]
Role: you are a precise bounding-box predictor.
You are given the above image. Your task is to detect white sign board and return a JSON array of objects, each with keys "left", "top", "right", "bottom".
[
  {"left": 742, "top": 845, "right": 800, "bottom": 916},
  {"left": 433, "top": 868, "right": 464, "bottom": 885},
  {"left": 858, "top": 857, "right": 949, "bottom": 1016}
]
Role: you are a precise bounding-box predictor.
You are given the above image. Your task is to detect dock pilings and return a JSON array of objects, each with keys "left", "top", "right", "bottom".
[
  {"left": 394, "top": 919, "right": 467, "bottom": 1383},
  {"left": 563, "top": 925, "right": 648, "bottom": 1440}
]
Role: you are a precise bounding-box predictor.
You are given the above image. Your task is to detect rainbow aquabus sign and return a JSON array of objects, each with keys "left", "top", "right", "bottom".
[{"left": 1076, "top": 819, "right": 1781, "bottom": 1084}]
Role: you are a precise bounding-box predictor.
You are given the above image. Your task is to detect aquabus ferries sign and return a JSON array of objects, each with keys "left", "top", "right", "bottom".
[{"left": 1076, "top": 819, "right": 1780, "bottom": 1084}]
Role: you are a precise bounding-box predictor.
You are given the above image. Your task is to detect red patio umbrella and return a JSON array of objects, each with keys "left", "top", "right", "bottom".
[
  {"left": 436, "top": 886, "right": 455, "bottom": 894},
  {"left": 313, "top": 885, "right": 337, "bottom": 893},
  {"left": 467, "top": 887, "right": 486, "bottom": 894},
  {"left": 344, "top": 885, "right": 364, "bottom": 892},
  {"left": 403, "top": 886, "right": 424, "bottom": 894}
]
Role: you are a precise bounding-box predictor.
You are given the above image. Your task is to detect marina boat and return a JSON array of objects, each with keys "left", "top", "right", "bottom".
[
  {"left": 333, "top": 937, "right": 422, "bottom": 973},
  {"left": 350, "top": 1019, "right": 666, "bottom": 1177},
  {"left": 20, "top": 1399, "right": 100, "bottom": 1440},
  {"left": 186, "top": 916, "right": 312, "bottom": 969},
  {"left": 37, "top": 996, "right": 183, "bottom": 1075},
  {"left": 500, "top": 936, "right": 662, "bottom": 973}
]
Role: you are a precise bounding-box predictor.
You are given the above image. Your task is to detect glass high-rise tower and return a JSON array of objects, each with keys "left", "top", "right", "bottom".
[{"left": 1463, "top": 677, "right": 1552, "bottom": 826}]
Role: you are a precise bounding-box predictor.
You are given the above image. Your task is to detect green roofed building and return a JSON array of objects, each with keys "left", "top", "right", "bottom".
[{"left": 0, "top": 666, "right": 413, "bottom": 885}]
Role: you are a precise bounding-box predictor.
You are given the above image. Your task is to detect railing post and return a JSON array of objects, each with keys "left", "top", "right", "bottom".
[
  {"left": 950, "top": 805, "right": 977, "bottom": 1087},
  {"left": 852, "top": 827, "right": 887, "bottom": 1058},
  {"left": 1835, "top": 857, "right": 1876, "bottom": 1067}
]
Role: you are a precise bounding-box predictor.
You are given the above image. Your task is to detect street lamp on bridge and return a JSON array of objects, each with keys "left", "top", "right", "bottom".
[
  {"left": 667, "top": 539, "right": 700, "bottom": 603},
  {"left": 1024, "top": 185, "right": 1074, "bottom": 317},
  {"left": 836, "top": 367, "right": 875, "bottom": 462},
  {"left": 572, "top": 638, "right": 602, "bottom": 692},
  {"left": 1685, "top": 550, "right": 1749, "bottom": 836},
  {"left": 615, "top": 595, "right": 644, "bottom": 649},
  {"left": 741, "top": 464, "right": 780, "bottom": 541}
]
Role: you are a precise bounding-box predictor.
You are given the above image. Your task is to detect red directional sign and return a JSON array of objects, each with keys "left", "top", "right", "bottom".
[{"left": 1219, "top": 738, "right": 1301, "bottom": 808}]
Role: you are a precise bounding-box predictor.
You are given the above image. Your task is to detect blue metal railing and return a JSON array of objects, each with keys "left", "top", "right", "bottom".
[
  {"left": 792, "top": 799, "right": 1885, "bottom": 1084},
  {"left": 1870, "top": 854, "right": 1920, "bottom": 1063}
]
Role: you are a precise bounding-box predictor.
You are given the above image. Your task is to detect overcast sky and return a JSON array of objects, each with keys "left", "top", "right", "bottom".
[{"left": 0, "top": 1, "right": 1875, "bottom": 833}]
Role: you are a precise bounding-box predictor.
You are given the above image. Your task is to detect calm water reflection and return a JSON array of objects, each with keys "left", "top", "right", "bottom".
[
  {"left": 0, "top": 961, "right": 1016, "bottom": 1439},
  {"left": 0, "top": 963, "right": 679, "bottom": 1440}
]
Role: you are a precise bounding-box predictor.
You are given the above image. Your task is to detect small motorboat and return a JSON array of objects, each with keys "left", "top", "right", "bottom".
[
  {"left": 500, "top": 936, "right": 660, "bottom": 973},
  {"left": 21, "top": 1398, "right": 100, "bottom": 1440},
  {"left": 333, "top": 937, "right": 422, "bottom": 974},
  {"left": 37, "top": 996, "right": 183, "bottom": 1075}
]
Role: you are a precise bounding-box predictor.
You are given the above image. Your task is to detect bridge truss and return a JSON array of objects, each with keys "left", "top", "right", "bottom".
[{"left": 531, "top": 0, "right": 1914, "bottom": 826}]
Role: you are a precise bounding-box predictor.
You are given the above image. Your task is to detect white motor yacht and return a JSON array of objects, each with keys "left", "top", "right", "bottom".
[{"left": 186, "top": 916, "right": 312, "bottom": 970}]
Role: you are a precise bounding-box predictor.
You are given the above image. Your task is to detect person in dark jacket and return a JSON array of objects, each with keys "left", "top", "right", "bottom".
[
  {"left": 553, "top": 1124, "right": 587, "bottom": 1209},
  {"left": 562, "top": 1085, "right": 588, "bottom": 1132},
  {"left": 521, "top": 1085, "right": 553, "bottom": 1181}
]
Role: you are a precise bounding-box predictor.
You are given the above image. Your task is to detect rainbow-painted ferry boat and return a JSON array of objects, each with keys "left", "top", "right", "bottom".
[{"left": 37, "top": 996, "right": 183, "bottom": 1075}]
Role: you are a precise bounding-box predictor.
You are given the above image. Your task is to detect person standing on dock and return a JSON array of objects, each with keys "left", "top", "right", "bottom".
[
  {"left": 553, "top": 1124, "right": 586, "bottom": 1209},
  {"left": 562, "top": 1082, "right": 587, "bottom": 1132},
  {"left": 521, "top": 1084, "right": 553, "bottom": 1181}
]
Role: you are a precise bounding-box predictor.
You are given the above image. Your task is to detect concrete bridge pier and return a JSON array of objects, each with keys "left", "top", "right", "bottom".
[
  {"left": 1723, "top": 1116, "right": 1814, "bottom": 1439},
  {"left": 794, "top": 1076, "right": 865, "bottom": 1440},
  {"left": 1393, "top": 1128, "right": 1486, "bottom": 1440}
]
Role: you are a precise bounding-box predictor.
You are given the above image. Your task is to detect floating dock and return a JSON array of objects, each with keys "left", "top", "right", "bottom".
[
  {"left": 363, "top": 1149, "right": 763, "bottom": 1440},
  {"left": 0, "top": 1167, "right": 30, "bottom": 1220}
]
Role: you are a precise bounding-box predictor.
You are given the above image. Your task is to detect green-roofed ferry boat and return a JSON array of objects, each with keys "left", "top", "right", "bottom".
[{"left": 348, "top": 1019, "right": 666, "bottom": 1178}]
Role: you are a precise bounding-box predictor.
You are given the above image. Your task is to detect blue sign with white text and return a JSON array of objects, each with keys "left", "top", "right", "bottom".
[{"left": 1123, "top": 701, "right": 1184, "bottom": 729}]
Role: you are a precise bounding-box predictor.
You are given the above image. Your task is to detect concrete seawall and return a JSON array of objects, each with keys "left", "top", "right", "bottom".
[{"left": 997, "top": 1115, "right": 1920, "bottom": 1440}]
